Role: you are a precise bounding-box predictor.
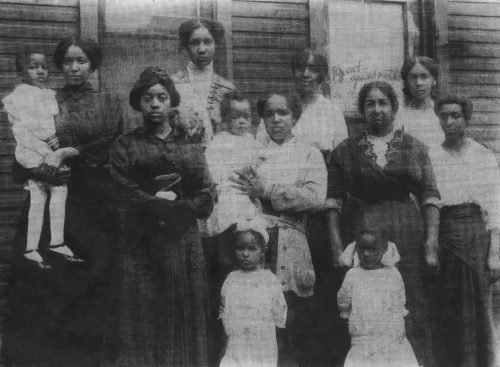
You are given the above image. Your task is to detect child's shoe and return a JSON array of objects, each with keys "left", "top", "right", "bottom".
[
  {"left": 48, "top": 243, "right": 84, "bottom": 263},
  {"left": 23, "top": 249, "right": 51, "bottom": 269}
]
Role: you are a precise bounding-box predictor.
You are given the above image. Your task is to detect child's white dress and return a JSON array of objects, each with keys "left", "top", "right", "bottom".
[
  {"left": 338, "top": 266, "right": 419, "bottom": 367},
  {"left": 2, "top": 83, "right": 60, "bottom": 168},
  {"left": 219, "top": 269, "right": 287, "bottom": 367}
]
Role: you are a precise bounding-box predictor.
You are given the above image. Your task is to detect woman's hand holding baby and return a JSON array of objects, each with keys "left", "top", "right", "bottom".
[{"left": 156, "top": 191, "right": 177, "bottom": 201}]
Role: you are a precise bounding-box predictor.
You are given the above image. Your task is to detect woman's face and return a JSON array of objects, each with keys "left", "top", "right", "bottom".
[
  {"left": 62, "top": 45, "right": 91, "bottom": 87},
  {"left": 437, "top": 103, "right": 467, "bottom": 143},
  {"left": 140, "top": 83, "right": 171, "bottom": 125},
  {"left": 293, "top": 54, "right": 320, "bottom": 95},
  {"left": 406, "top": 62, "right": 435, "bottom": 102},
  {"left": 263, "top": 95, "right": 294, "bottom": 144},
  {"left": 187, "top": 26, "right": 216, "bottom": 68},
  {"left": 227, "top": 100, "right": 252, "bottom": 137},
  {"left": 364, "top": 87, "right": 395, "bottom": 135}
]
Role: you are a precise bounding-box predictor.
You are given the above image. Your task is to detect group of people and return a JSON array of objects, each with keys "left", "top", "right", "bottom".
[{"left": 1, "top": 17, "right": 499, "bottom": 367}]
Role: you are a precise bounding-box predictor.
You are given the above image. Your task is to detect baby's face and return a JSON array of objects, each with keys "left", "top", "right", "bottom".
[
  {"left": 22, "top": 53, "right": 49, "bottom": 88},
  {"left": 357, "top": 234, "right": 385, "bottom": 270},
  {"left": 227, "top": 100, "right": 251, "bottom": 137}
]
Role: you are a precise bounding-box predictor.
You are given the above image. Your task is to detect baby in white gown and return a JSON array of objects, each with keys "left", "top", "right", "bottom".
[
  {"left": 203, "top": 92, "right": 262, "bottom": 236},
  {"left": 338, "top": 227, "right": 418, "bottom": 367}
]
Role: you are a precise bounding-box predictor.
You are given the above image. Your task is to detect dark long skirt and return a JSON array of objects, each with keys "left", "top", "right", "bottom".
[
  {"left": 115, "top": 221, "right": 210, "bottom": 367},
  {"left": 435, "top": 204, "right": 498, "bottom": 367},
  {"left": 347, "top": 198, "right": 432, "bottom": 366},
  {"left": 202, "top": 228, "right": 237, "bottom": 367},
  {"left": 2, "top": 189, "right": 120, "bottom": 367},
  {"left": 306, "top": 212, "right": 350, "bottom": 367}
]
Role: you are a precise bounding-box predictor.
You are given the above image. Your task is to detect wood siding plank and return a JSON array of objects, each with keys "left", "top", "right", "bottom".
[
  {"left": 449, "top": 84, "right": 500, "bottom": 98},
  {"left": 449, "top": 2, "right": 500, "bottom": 17},
  {"left": 0, "top": 3, "right": 78, "bottom": 22},
  {"left": 0, "top": 20, "right": 78, "bottom": 39},
  {"left": 1, "top": 0, "right": 78, "bottom": 6},
  {"left": 450, "top": 42, "right": 500, "bottom": 58},
  {"left": 449, "top": 29, "right": 500, "bottom": 44},
  {"left": 449, "top": 71, "right": 500, "bottom": 85},
  {"left": 232, "top": 1, "right": 308, "bottom": 19},
  {"left": 450, "top": 57, "right": 500, "bottom": 71},
  {"left": 232, "top": 17, "right": 308, "bottom": 34},
  {"left": 235, "top": 0, "right": 307, "bottom": 3},
  {"left": 232, "top": 32, "right": 308, "bottom": 49},
  {"left": 470, "top": 98, "right": 500, "bottom": 113},
  {"left": 233, "top": 64, "right": 295, "bottom": 79},
  {"left": 0, "top": 38, "right": 61, "bottom": 55},
  {"left": 233, "top": 49, "right": 299, "bottom": 64},
  {"left": 449, "top": 15, "right": 500, "bottom": 30},
  {"left": 469, "top": 112, "right": 500, "bottom": 125}
]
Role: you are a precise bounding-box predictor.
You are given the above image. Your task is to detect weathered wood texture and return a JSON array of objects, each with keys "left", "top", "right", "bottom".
[
  {"left": 0, "top": 1, "right": 80, "bottom": 324},
  {"left": 231, "top": 0, "right": 309, "bottom": 124},
  {"left": 447, "top": 0, "right": 500, "bottom": 147}
]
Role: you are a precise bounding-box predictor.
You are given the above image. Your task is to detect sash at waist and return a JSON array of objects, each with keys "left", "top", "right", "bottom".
[
  {"left": 441, "top": 203, "right": 481, "bottom": 219},
  {"left": 439, "top": 203, "right": 488, "bottom": 273}
]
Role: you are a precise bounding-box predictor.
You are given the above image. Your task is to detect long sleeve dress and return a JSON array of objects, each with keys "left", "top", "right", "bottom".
[
  {"left": 432, "top": 138, "right": 500, "bottom": 367},
  {"left": 2, "top": 82, "right": 123, "bottom": 367},
  {"left": 338, "top": 266, "right": 418, "bottom": 367},
  {"left": 327, "top": 129, "right": 440, "bottom": 366},
  {"left": 219, "top": 269, "right": 287, "bottom": 367},
  {"left": 110, "top": 128, "right": 215, "bottom": 367}
]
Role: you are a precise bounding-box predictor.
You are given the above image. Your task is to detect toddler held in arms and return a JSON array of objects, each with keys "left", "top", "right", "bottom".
[
  {"left": 338, "top": 226, "right": 418, "bottom": 367},
  {"left": 2, "top": 49, "right": 80, "bottom": 268},
  {"left": 203, "top": 92, "right": 263, "bottom": 236}
]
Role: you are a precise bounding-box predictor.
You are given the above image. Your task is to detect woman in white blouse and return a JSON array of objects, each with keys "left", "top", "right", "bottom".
[
  {"left": 233, "top": 93, "right": 327, "bottom": 367},
  {"left": 173, "top": 19, "right": 236, "bottom": 143},
  {"left": 396, "top": 56, "right": 444, "bottom": 151},
  {"left": 432, "top": 95, "right": 500, "bottom": 367}
]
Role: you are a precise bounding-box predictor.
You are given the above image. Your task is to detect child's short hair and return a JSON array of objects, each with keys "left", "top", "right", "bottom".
[
  {"left": 355, "top": 224, "right": 387, "bottom": 248},
  {"left": 220, "top": 91, "right": 250, "bottom": 123},
  {"left": 235, "top": 229, "right": 267, "bottom": 250},
  {"left": 15, "top": 47, "right": 46, "bottom": 73}
]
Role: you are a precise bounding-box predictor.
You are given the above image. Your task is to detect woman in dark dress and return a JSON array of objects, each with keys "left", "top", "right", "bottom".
[
  {"left": 327, "top": 81, "right": 440, "bottom": 367},
  {"left": 110, "top": 67, "right": 215, "bottom": 367},
  {"left": 2, "top": 37, "right": 123, "bottom": 366}
]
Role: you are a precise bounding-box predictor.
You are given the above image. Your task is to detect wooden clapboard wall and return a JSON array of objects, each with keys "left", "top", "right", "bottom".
[
  {"left": 0, "top": 0, "right": 80, "bottom": 325},
  {"left": 230, "top": 0, "right": 310, "bottom": 124},
  {"left": 440, "top": 0, "right": 500, "bottom": 158}
]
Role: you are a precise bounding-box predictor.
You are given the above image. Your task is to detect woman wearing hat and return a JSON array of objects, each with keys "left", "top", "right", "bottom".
[
  {"left": 172, "top": 19, "right": 236, "bottom": 143},
  {"left": 110, "top": 67, "right": 215, "bottom": 367}
]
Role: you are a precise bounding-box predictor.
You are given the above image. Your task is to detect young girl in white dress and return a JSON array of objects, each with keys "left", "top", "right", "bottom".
[
  {"left": 2, "top": 49, "right": 79, "bottom": 268},
  {"left": 338, "top": 226, "right": 418, "bottom": 367},
  {"left": 219, "top": 217, "right": 287, "bottom": 367}
]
